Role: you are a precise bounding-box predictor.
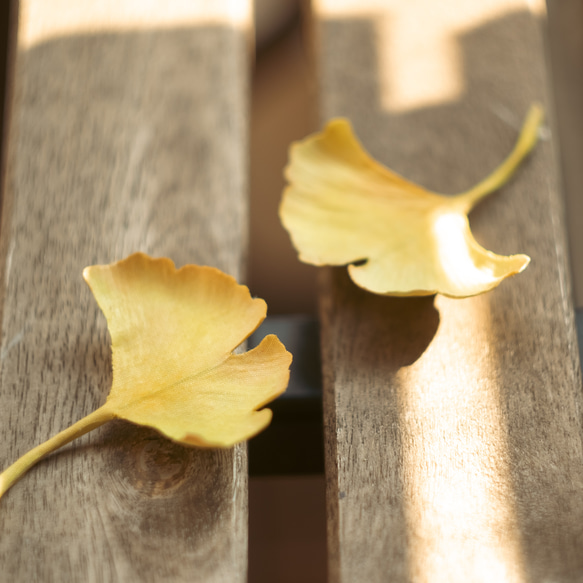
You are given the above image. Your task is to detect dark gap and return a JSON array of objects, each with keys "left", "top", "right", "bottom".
[
  {"left": 247, "top": 0, "right": 318, "bottom": 316},
  {"left": 248, "top": 475, "right": 327, "bottom": 583},
  {"left": 247, "top": 5, "right": 327, "bottom": 582},
  {"left": 248, "top": 315, "right": 323, "bottom": 476},
  {"left": 0, "top": 0, "right": 16, "bottom": 208}
]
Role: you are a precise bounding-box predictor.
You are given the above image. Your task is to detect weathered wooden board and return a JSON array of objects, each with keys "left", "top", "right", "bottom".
[
  {"left": 0, "top": 2, "right": 251, "bottom": 581},
  {"left": 311, "top": 1, "right": 583, "bottom": 581},
  {"left": 546, "top": 0, "right": 583, "bottom": 308}
]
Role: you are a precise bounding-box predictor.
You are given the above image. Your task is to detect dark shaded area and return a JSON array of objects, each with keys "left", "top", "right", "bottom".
[
  {"left": 327, "top": 268, "right": 440, "bottom": 370},
  {"left": 248, "top": 475, "right": 327, "bottom": 583},
  {"left": 0, "top": 0, "right": 16, "bottom": 208},
  {"left": 0, "top": 1, "right": 12, "bottom": 142},
  {"left": 248, "top": 9, "right": 318, "bottom": 315},
  {"left": 248, "top": 315, "right": 324, "bottom": 475}
]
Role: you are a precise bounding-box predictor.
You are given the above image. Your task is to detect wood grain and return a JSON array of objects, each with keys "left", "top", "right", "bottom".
[
  {"left": 0, "top": 2, "right": 251, "bottom": 581},
  {"left": 546, "top": 0, "right": 583, "bottom": 308},
  {"left": 311, "top": 1, "right": 583, "bottom": 581}
]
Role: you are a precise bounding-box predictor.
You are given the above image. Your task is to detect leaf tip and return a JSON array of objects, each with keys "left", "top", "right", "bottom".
[{"left": 517, "top": 253, "right": 531, "bottom": 273}]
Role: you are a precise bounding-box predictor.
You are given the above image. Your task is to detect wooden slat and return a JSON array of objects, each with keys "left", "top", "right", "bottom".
[
  {"left": 311, "top": 1, "right": 583, "bottom": 581},
  {"left": 0, "top": 2, "right": 251, "bottom": 581},
  {"left": 546, "top": 0, "right": 583, "bottom": 308}
]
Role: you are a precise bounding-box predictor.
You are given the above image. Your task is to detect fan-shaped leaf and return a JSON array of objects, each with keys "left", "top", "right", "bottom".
[
  {"left": 280, "top": 105, "right": 542, "bottom": 298},
  {"left": 0, "top": 253, "right": 291, "bottom": 499}
]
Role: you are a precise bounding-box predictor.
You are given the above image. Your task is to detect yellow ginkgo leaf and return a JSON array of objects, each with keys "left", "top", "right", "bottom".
[
  {"left": 0, "top": 253, "right": 291, "bottom": 500},
  {"left": 280, "top": 105, "right": 542, "bottom": 298}
]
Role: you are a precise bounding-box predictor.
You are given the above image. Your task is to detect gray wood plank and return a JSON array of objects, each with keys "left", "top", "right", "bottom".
[
  {"left": 0, "top": 2, "right": 251, "bottom": 581},
  {"left": 546, "top": 0, "right": 583, "bottom": 308},
  {"left": 311, "top": 1, "right": 583, "bottom": 581}
]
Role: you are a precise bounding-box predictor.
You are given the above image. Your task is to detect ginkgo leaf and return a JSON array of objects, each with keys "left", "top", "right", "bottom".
[
  {"left": 280, "top": 104, "right": 542, "bottom": 298},
  {"left": 0, "top": 253, "right": 291, "bottom": 500}
]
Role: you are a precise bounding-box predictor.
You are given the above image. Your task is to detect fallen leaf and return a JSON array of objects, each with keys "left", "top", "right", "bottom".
[
  {"left": 0, "top": 253, "right": 291, "bottom": 499},
  {"left": 280, "top": 105, "right": 542, "bottom": 298}
]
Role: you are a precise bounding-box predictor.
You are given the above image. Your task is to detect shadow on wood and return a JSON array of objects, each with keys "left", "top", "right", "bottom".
[{"left": 315, "top": 6, "right": 583, "bottom": 582}]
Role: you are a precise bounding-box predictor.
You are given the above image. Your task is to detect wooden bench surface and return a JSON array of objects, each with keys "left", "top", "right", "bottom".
[
  {"left": 0, "top": 2, "right": 251, "bottom": 581},
  {"left": 312, "top": 0, "right": 583, "bottom": 581},
  {"left": 546, "top": 0, "right": 583, "bottom": 309},
  {"left": 1, "top": 0, "right": 583, "bottom": 581}
]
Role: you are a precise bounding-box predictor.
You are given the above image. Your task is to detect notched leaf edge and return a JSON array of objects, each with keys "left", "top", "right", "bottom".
[{"left": 280, "top": 104, "right": 542, "bottom": 298}]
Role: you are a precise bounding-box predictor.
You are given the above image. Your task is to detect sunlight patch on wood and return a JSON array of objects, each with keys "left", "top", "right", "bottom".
[
  {"left": 19, "top": 0, "right": 251, "bottom": 48},
  {"left": 315, "top": 0, "right": 532, "bottom": 112},
  {"left": 397, "top": 295, "right": 526, "bottom": 583}
]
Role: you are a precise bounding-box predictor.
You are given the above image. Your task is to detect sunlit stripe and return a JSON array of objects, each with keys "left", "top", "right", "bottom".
[
  {"left": 21, "top": 0, "right": 251, "bottom": 48},
  {"left": 398, "top": 294, "right": 526, "bottom": 582},
  {"left": 315, "top": 0, "right": 529, "bottom": 112}
]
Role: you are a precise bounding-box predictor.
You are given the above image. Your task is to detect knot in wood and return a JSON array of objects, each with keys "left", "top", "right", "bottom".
[{"left": 133, "top": 438, "right": 191, "bottom": 496}]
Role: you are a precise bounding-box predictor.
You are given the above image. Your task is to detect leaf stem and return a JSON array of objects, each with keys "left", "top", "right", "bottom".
[
  {"left": 455, "top": 103, "right": 544, "bottom": 212},
  {"left": 0, "top": 405, "right": 115, "bottom": 500}
]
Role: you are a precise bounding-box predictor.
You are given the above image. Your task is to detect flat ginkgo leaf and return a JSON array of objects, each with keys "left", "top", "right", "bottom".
[
  {"left": 0, "top": 253, "right": 291, "bottom": 500},
  {"left": 280, "top": 105, "right": 542, "bottom": 298}
]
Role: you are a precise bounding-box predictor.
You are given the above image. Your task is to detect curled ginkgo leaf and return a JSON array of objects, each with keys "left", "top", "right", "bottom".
[
  {"left": 0, "top": 253, "right": 291, "bottom": 500},
  {"left": 280, "top": 105, "right": 543, "bottom": 298}
]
